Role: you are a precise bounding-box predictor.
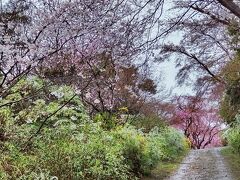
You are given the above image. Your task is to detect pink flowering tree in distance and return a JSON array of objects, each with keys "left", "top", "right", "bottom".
[{"left": 171, "top": 95, "right": 222, "bottom": 149}]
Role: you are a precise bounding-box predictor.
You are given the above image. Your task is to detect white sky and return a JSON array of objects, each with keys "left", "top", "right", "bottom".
[{"left": 154, "top": 2, "right": 193, "bottom": 96}]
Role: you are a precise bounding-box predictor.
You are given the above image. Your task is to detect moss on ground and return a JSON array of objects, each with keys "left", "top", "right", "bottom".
[{"left": 221, "top": 147, "right": 240, "bottom": 180}]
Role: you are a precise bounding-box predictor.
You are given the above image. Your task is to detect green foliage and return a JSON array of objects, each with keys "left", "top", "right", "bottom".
[
  {"left": 219, "top": 94, "right": 239, "bottom": 124},
  {"left": 228, "top": 21, "right": 240, "bottom": 47},
  {"left": 220, "top": 55, "right": 240, "bottom": 124},
  {"left": 113, "top": 125, "right": 148, "bottom": 175},
  {"left": 221, "top": 147, "right": 240, "bottom": 179},
  {"left": 94, "top": 112, "right": 118, "bottom": 130},
  {"left": 224, "top": 118, "right": 240, "bottom": 154},
  {"left": 112, "top": 126, "right": 189, "bottom": 176},
  {"left": 220, "top": 50, "right": 240, "bottom": 154},
  {"left": 0, "top": 124, "right": 131, "bottom": 179},
  {"left": 0, "top": 123, "right": 189, "bottom": 179},
  {"left": 0, "top": 76, "right": 189, "bottom": 179},
  {"left": 35, "top": 125, "right": 131, "bottom": 180},
  {"left": 148, "top": 127, "right": 190, "bottom": 161},
  {"left": 129, "top": 115, "right": 166, "bottom": 133},
  {"left": 0, "top": 76, "right": 89, "bottom": 142}
]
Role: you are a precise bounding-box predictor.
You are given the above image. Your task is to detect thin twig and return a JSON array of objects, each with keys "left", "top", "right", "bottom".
[{"left": 25, "top": 94, "right": 77, "bottom": 146}]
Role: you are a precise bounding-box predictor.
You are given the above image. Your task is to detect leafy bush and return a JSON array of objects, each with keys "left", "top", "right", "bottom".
[
  {"left": 0, "top": 76, "right": 189, "bottom": 179},
  {"left": 0, "top": 123, "right": 132, "bottom": 180},
  {"left": 225, "top": 116, "right": 240, "bottom": 154},
  {"left": 1, "top": 123, "right": 188, "bottom": 179},
  {"left": 112, "top": 125, "right": 189, "bottom": 176},
  {"left": 148, "top": 127, "right": 189, "bottom": 161},
  {"left": 0, "top": 76, "right": 89, "bottom": 144},
  {"left": 220, "top": 55, "right": 240, "bottom": 124},
  {"left": 129, "top": 115, "right": 166, "bottom": 133},
  {"left": 220, "top": 94, "right": 239, "bottom": 124},
  {"left": 113, "top": 125, "right": 148, "bottom": 176},
  {"left": 36, "top": 125, "right": 131, "bottom": 180},
  {"left": 93, "top": 112, "right": 118, "bottom": 130},
  {"left": 225, "top": 127, "right": 240, "bottom": 154}
]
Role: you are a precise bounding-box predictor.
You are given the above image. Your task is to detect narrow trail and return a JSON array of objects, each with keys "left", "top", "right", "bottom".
[{"left": 168, "top": 147, "right": 235, "bottom": 180}]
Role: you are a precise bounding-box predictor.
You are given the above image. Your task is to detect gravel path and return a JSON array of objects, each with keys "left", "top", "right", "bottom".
[{"left": 168, "top": 147, "right": 234, "bottom": 180}]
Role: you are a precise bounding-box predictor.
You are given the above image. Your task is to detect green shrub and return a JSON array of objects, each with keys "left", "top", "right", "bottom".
[
  {"left": 225, "top": 124, "right": 240, "bottom": 154},
  {"left": 93, "top": 112, "right": 118, "bottom": 130},
  {"left": 0, "top": 76, "right": 189, "bottom": 179},
  {"left": 113, "top": 125, "right": 148, "bottom": 176},
  {"left": 0, "top": 123, "right": 132, "bottom": 180},
  {"left": 129, "top": 115, "right": 166, "bottom": 133},
  {"left": 150, "top": 127, "right": 189, "bottom": 161},
  {"left": 0, "top": 116, "right": 188, "bottom": 179},
  {"left": 0, "top": 76, "right": 89, "bottom": 145},
  {"left": 112, "top": 125, "right": 189, "bottom": 176}
]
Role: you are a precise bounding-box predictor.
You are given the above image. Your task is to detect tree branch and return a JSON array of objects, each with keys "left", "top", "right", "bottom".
[{"left": 217, "top": 0, "right": 240, "bottom": 19}]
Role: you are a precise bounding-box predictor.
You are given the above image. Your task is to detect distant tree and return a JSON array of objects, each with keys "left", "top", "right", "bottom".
[
  {"left": 220, "top": 52, "right": 240, "bottom": 124},
  {"left": 171, "top": 95, "right": 222, "bottom": 149}
]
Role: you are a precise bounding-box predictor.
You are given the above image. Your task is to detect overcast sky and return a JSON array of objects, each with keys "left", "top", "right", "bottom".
[{"left": 152, "top": 2, "right": 194, "bottom": 97}]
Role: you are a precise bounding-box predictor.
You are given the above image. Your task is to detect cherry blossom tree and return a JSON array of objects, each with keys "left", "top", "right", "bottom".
[
  {"left": 0, "top": 0, "right": 165, "bottom": 112},
  {"left": 171, "top": 95, "right": 222, "bottom": 149}
]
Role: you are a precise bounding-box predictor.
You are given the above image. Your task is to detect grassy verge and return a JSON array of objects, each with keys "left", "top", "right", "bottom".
[
  {"left": 142, "top": 151, "right": 188, "bottom": 180},
  {"left": 221, "top": 147, "right": 240, "bottom": 180}
]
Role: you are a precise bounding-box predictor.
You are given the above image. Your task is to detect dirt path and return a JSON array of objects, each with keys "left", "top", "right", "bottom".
[{"left": 168, "top": 147, "right": 235, "bottom": 180}]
